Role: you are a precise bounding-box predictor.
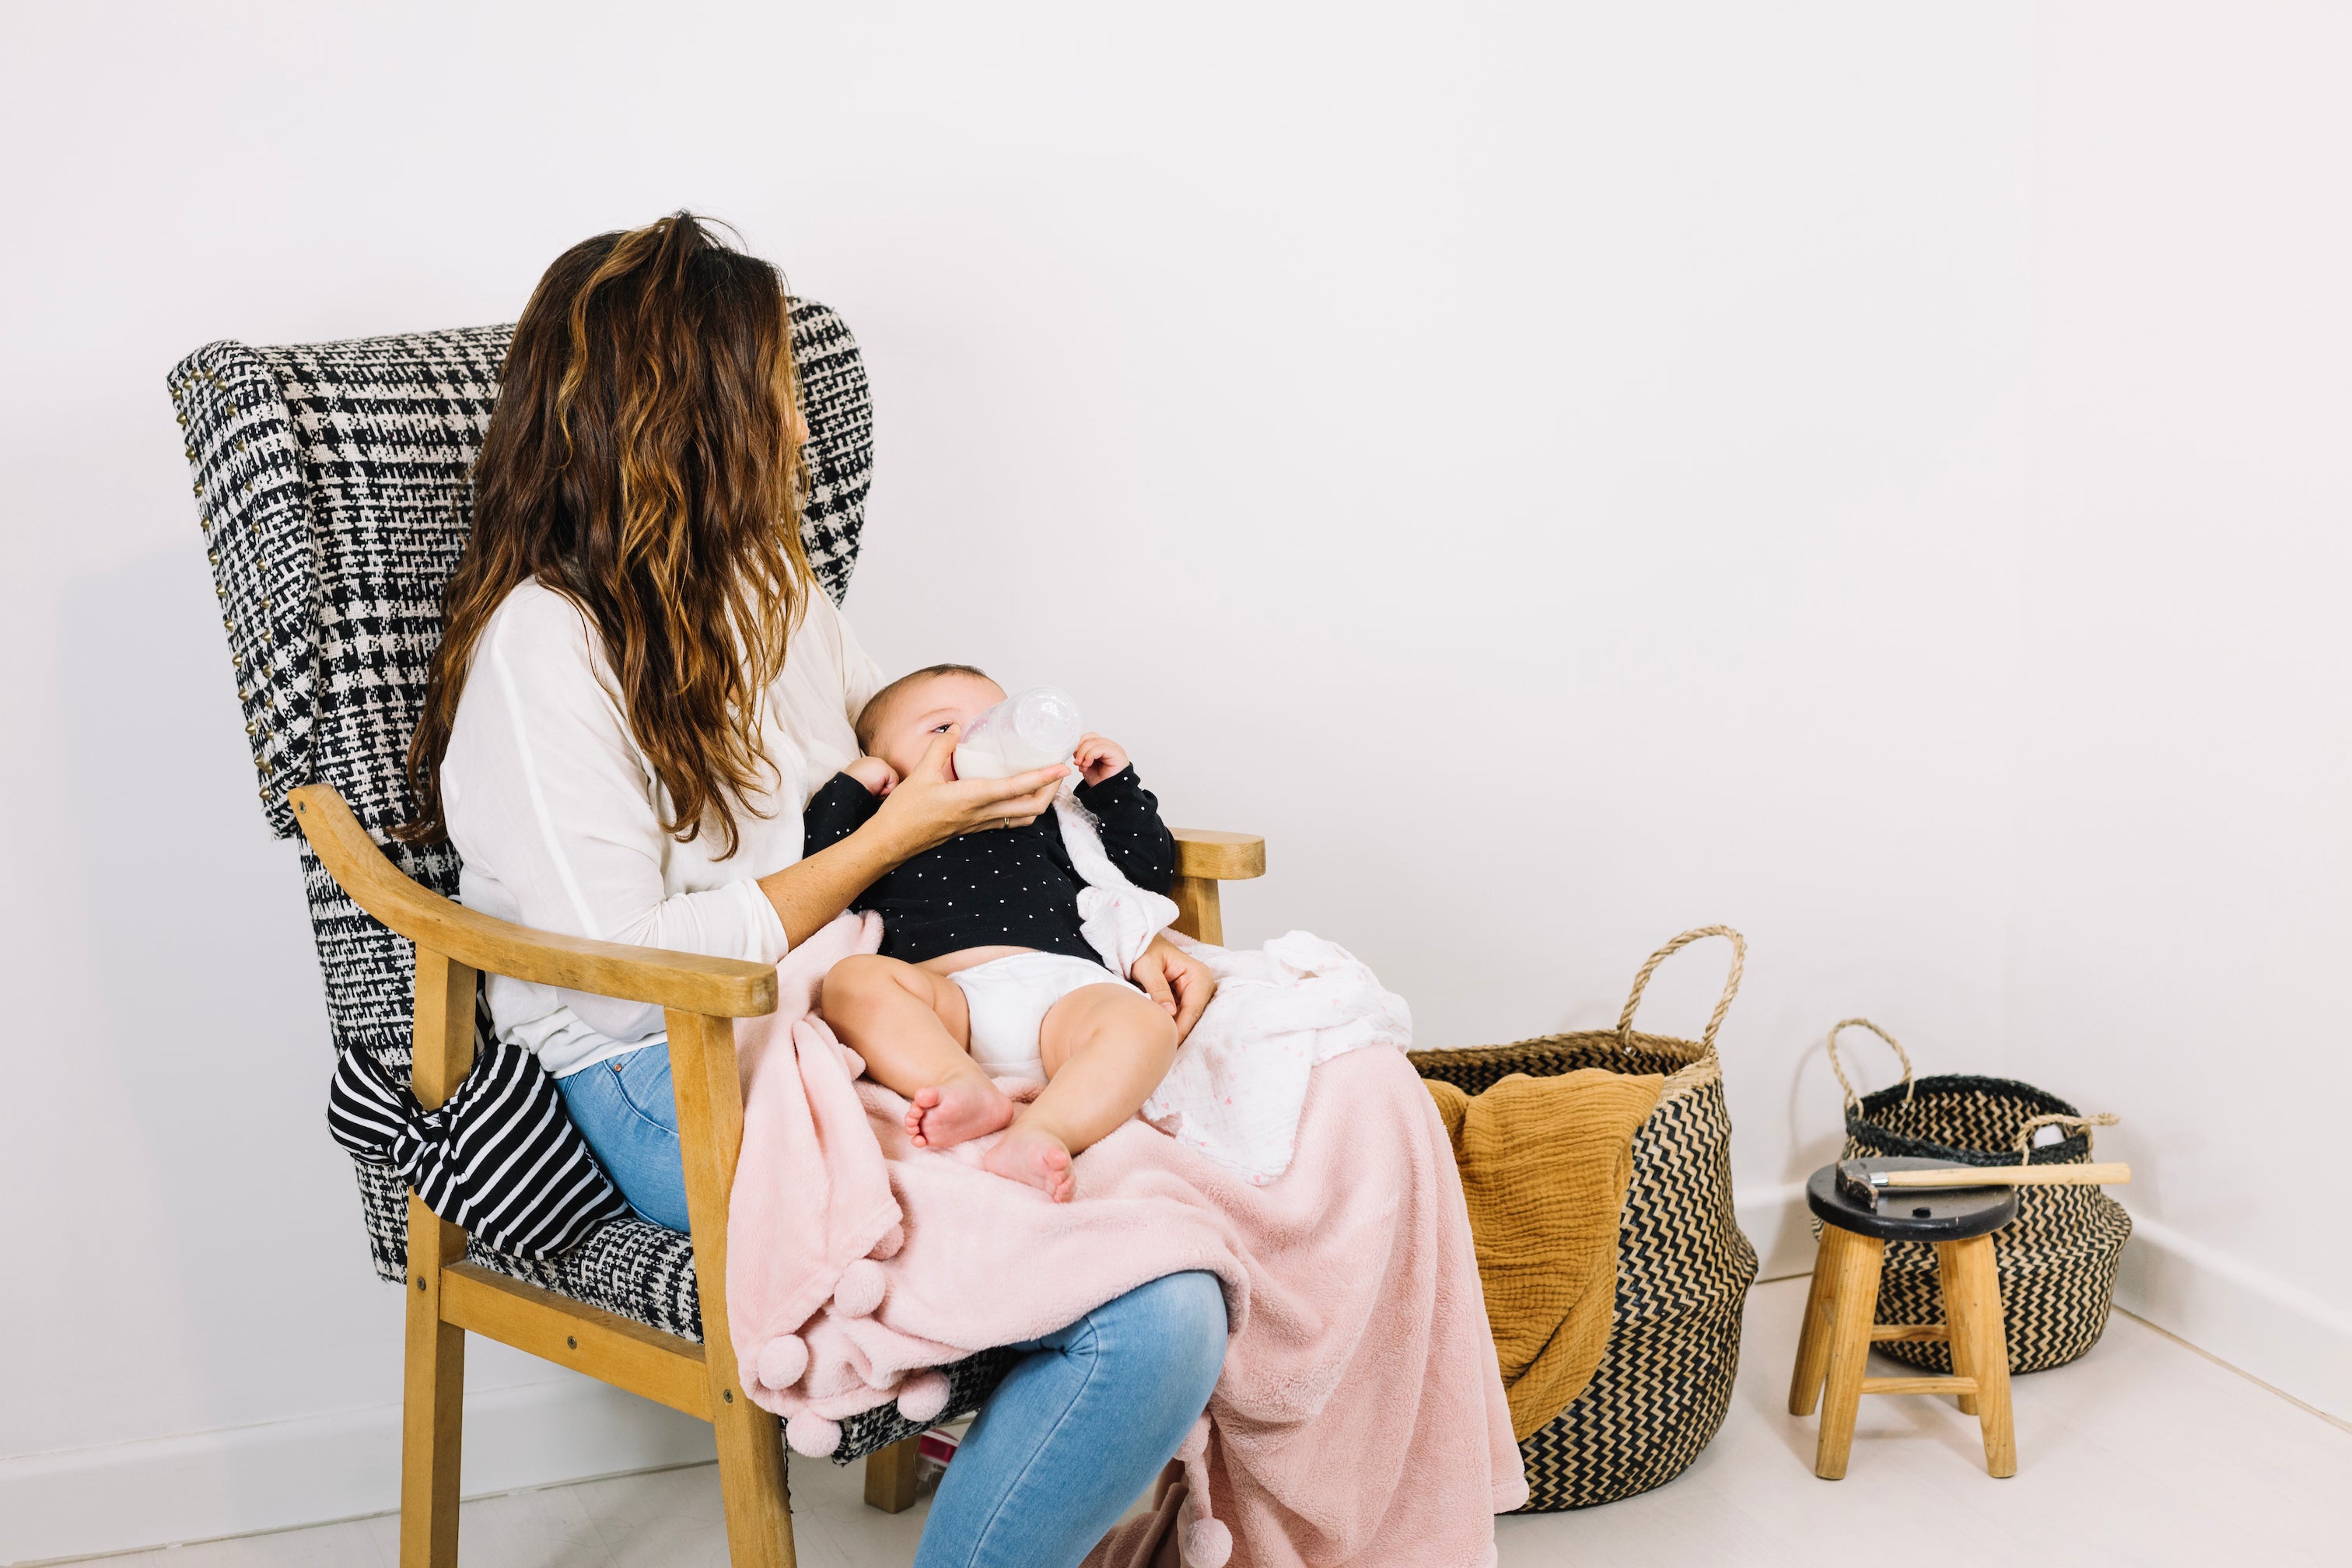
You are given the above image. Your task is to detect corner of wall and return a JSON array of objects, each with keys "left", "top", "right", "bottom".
[{"left": 2112, "top": 1212, "right": 2352, "bottom": 1427}]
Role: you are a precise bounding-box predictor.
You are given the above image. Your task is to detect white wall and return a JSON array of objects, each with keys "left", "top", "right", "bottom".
[
  {"left": 2011, "top": 0, "right": 2352, "bottom": 1418},
  {"left": 2, "top": 3, "right": 2343, "bottom": 1559}
]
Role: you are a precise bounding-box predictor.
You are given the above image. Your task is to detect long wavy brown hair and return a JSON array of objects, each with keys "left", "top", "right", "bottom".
[{"left": 399, "top": 212, "right": 811, "bottom": 856}]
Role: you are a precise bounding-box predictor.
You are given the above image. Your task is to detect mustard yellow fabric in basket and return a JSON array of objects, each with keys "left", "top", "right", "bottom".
[{"left": 1426, "top": 1068, "right": 1664, "bottom": 1440}]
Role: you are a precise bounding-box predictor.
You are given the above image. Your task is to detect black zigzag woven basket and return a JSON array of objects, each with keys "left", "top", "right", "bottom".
[
  {"left": 1412, "top": 928, "right": 1759, "bottom": 1511},
  {"left": 1825, "top": 1020, "right": 2132, "bottom": 1376}
]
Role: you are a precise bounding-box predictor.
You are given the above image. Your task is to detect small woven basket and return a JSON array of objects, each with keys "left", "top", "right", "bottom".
[
  {"left": 1412, "top": 927, "right": 1759, "bottom": 1511},
  {"left": 1825, "top": 1020, "right": 2132, "bottom": 1375}
]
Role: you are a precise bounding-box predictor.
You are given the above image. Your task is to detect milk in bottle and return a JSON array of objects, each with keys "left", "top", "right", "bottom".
[{"left": 954, "top": 686, "right": 1083, "bottom": 780}]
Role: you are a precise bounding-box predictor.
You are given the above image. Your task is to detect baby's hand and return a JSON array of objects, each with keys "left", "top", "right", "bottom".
[
  {"left": 1073, "top": 733, "right": 1129, "bottom": 786},
  {"left": 843, "top": 755, "right": 900, "bottom": 796}
]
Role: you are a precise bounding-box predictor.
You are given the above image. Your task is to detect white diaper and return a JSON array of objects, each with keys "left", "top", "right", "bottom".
[{"left": 948, "top": 951, "right": 1129, "bottom": 1083}]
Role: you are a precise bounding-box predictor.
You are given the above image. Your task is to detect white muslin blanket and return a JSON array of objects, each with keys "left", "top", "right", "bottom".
[
  {"left": 1055, "top": 791, "right": 1181, "bottom": 975},
  {"left": 1143, "top": 930, "right": 1412, "bottom": 1184},
  {"left": 1055, "top": 794, "right": 1411, "bottom": 1184}
]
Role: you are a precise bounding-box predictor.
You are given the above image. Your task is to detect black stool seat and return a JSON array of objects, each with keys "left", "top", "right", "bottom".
[{"left": 1807, "top": 1157, "right": 2018, "bottom": 1242}]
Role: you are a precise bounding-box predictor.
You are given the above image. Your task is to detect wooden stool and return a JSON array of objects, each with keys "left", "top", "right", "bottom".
[{"left": 1787, "top": 1156, "right": 2019, "bottom": 1479}]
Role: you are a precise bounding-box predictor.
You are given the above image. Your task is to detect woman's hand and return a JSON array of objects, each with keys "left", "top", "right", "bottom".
[
  {"left": 869, "top": 729, "right": 1066, "bottom": 857},
  {"left": 1131, "top": 934, "right": 1216, "bottom": 1045},
  {"left": 761, "top": 730, "right": 1063, "bottom": 947}
]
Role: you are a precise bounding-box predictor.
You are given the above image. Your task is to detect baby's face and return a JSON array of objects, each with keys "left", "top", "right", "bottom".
[{"left": 866, "top": 670, "right": 1006, "bottom": 779}]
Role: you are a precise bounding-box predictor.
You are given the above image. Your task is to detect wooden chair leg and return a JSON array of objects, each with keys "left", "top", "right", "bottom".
[
  {"left": 1933, "top": 1241, "right": 1979, "bottom": 1416},
  {"left": 1787, "top": 1225, "right": 1847, "bottom": 1416},
  {"left": 401, "top": 1199, "right": 466, "bottom": 1568},
  {"left": 402, "top": 954, "right": 475, "bottom": 1568},
  {"left": 864, "top": 1435, "right": 926, "bottom": 1514},
  {"left": 1813, "top": 1230, "right": 1883, "bottom": 1481},
  {"left": 1946, "top": 1234, "right": 2017, "bottom": 1478},
  {"left": 669, "top": 1010, "right": 799, "bottom": 1566},
  {"left": 710, "top": 1395, "right": 797, "bottom": 1566}
]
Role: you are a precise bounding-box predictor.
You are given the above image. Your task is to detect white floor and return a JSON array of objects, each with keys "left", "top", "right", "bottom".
[{"left": 61, "top": 1279, "right": 2351, "bottom": 1568}]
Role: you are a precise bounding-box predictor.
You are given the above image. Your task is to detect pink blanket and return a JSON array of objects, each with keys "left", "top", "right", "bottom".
[{"left": 726, "top": 914, "right": 1526, "bottom": 1566}]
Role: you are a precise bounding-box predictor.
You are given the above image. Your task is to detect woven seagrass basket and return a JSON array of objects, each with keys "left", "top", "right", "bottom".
[
  {"left": 1825, "top": 1019, "right": 2132, "bottom": 1375},
  {"left": 1412, "top": 927, "right": 1759, "bottom": 1511}
]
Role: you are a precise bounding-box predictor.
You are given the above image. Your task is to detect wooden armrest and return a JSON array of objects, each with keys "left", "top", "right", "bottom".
[
  {"left": 1171, "top": 828, "right": 1265, "bottom": 881},
  {"left": 289, "top": 785, "right": 778, "bottom": 1019}
]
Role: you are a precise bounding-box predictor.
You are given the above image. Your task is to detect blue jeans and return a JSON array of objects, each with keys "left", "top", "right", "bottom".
[
  {"left": 561, "top": 1043, "right": 1228, "bottom": 1568},
  {"left": 915, "top": 1271, "right": 1226, "bottom": 1568},
  {"left": 559, "top": 1044, "right": 696, "bottom": 1230}
]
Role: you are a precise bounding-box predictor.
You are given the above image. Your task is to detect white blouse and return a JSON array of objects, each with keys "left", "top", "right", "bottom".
[{"left": 441, "top": 579, "right": 885, "bottom": 1076}]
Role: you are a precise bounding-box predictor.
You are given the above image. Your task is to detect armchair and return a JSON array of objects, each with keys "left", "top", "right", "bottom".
[{"left": 170, "top": 309, "right": 1266, "bottom": 1566}]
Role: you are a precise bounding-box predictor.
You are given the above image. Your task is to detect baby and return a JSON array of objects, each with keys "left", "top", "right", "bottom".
[{"left": 807, "top": 664, "right": 1181, "bottom": 1201}]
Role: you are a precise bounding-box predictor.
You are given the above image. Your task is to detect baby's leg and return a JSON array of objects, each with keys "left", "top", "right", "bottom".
[
  {"left": 820, "top": 954, "right": 1013, "bottom": 1150},
  {"left": 984, "top": 984, "right": 1178, "bottom": 1202}
]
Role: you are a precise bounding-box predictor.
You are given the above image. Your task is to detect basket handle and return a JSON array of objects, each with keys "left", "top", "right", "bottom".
[
  {"left": 1825, "top": 1018, "right": 1914, "bottom": 1109},
  {"left": 2015, "top": 1111, "right": 2119, "bottom": 1160},
  {"left": 1616, "top": 926, "right": 1747, "bottom": 1056}
]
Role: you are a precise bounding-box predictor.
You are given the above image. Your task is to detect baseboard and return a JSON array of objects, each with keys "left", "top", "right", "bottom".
[
  {"left": 0, "top": 1373, "right": 715, "bottom": 1566},
  {"left": 2112, "top": 1212, "right": 2352, "bottom": 1426}
]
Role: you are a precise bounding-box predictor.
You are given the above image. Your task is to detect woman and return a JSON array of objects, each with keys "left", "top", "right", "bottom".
[{"left": 400, "top": 213, "right": 1223, "bottom": 1567}]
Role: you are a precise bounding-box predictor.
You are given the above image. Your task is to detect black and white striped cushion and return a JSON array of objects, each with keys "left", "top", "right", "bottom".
[{"left": 327, "top": 1036, "right": 632, "bottom": 1257}]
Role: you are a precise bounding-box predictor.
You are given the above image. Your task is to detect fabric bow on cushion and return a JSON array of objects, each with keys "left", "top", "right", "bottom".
[{"left": 327, "top": 1037, "right": 631, "bottom": 1258}]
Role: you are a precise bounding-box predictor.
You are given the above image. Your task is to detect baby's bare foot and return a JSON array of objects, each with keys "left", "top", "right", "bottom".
[
  {"left": 905, "top": 1076, "right": 1014, "bottom": 1150},
  {"left": 982, "top": 1120, "right": 1076, "bottom": 1202}
]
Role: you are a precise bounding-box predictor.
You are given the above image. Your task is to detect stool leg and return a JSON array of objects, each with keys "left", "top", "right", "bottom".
[
  {"left": 1933, "top": 1241, "right": 1979, "bottom": 1416},
  {"left": 1787, "top": 1225, "right": 1848, "bottom": 1416},
  {"left": 1946, "top": 1234, "right": 2016, "bottom": 1478},
  {"left": 1814, "top": 1232, "right": 1884, "bottom": 1481}
]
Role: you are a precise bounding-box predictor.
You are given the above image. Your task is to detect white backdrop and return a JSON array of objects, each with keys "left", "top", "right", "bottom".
[{"left": 4, "top": 3, "right": 2347, "bottom": 1558}]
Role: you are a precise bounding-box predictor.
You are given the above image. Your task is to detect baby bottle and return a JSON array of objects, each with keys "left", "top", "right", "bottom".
[{"left": 954, "top": 685, "right": 1083, "bottom": 780}]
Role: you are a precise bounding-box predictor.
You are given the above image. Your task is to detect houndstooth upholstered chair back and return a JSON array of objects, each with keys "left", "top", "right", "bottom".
[{"left": 166, "top": 306, "right": 873, "bottom": 1335}]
